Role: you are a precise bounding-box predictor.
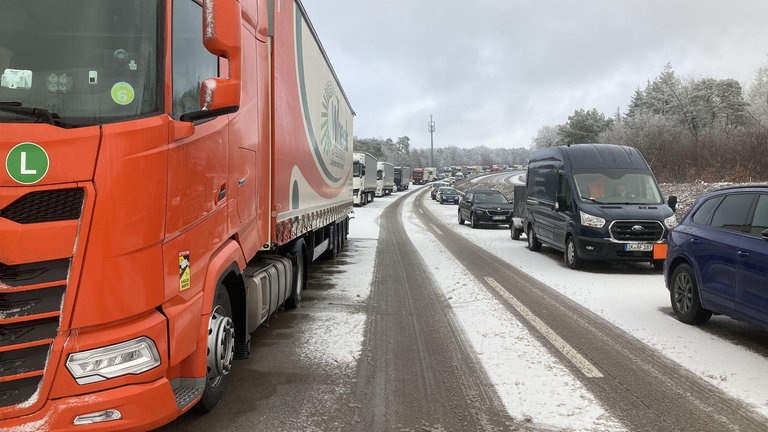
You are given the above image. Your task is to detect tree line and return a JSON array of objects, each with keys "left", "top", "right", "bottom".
[
  {"left": 354, "top": 61, "right": 768, "bottom": 183},
  {"left": 353, "top": 136, "right": 529, "bottom": 169},
  {"left": 533, "top": 62, "right": 768, "bottom": 183}
]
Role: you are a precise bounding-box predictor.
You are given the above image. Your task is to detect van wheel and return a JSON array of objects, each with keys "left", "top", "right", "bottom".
[
  {"left": 670, "top": 263, "right": 712, "bottom": 325},
  {"left": 565, "top": 236, "right": 583, "bottom": 269},
  {"left": 458, "top": 210, "right": 465, "bottom": 225},
  {"left": 527, "top": 226, "right": 541, "bottom": 251},
  {"left": 196, "top": 284, "right": 235, "bottom": 412},
  {"left": 285, "top": 239, "right": 307, "bottom": 309},
  {"left": 652, "top": 260, "right": 664, "bottom": 271}
]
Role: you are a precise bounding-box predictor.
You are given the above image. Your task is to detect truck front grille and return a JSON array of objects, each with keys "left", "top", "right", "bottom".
[
  {"left": 0, "top": 188, "right": 84, "bottom": 224},
  {"left": 0, "top": 187, "right": 84, "bottom": 410},
  {"left": 610, "top": 220, "right": 664, "bottom": 242}
]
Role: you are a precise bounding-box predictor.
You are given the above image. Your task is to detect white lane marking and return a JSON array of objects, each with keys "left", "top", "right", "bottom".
[
  {"left": 429, "top": 223, "right": 443, "bottom": 235},
  {"left": 485, "top": 276, "right": 604, "bottom": 378}
]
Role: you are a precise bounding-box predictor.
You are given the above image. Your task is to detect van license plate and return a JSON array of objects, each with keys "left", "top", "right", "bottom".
[{"left": 625, "top": 243, "right": 653, "bottom": 251}]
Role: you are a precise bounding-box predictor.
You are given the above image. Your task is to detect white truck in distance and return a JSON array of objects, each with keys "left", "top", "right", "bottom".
[
  {"left": 353, "top": 152, "right": 377, "bottom": 206},
  {"left": 376, "top": 161, "right": 395, "bottom": 197}
]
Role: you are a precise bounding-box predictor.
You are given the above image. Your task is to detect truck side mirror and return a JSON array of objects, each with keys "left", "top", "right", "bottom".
[
  {"left": 668, "top": 195, "right": 677, "bottom": 212},
  {"left": 201, "top": 0, "right": 241, "bottom": 113}
]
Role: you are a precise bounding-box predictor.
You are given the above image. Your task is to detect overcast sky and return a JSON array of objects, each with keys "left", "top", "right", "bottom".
[{"left": 301, "top": 0, "right": 768, "bottom": 150}]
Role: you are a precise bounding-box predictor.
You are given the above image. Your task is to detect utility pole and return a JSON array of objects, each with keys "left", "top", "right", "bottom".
[{"left": 428, "top": 114, "right": 435, "bottom": 167}]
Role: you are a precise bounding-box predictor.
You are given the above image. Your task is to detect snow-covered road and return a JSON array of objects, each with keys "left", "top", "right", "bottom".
[{"left": 348, "top": 185, "right": 768, "bottom": 430}]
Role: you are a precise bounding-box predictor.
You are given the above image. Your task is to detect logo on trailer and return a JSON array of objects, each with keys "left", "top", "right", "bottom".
[{"left": 6, "top": 142, "right": 49, "bottom": 184}]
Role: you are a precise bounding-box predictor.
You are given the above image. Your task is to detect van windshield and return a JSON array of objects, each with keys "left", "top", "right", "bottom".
[
  {"left": 0, "top": 0, "right": 161, "bottom": 127},
  {"left": 574, "top": 171, "right": 663, "bottom": 204}
]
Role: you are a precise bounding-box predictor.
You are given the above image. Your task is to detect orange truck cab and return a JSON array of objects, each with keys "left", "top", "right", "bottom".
[{"left": 0, "top": 0, "right": 353, "bottom": 430}]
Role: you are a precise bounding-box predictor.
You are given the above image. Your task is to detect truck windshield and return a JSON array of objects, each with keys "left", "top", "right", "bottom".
[
  {"left": 574, "top": 170, "right": 663, "bottom": 204},
  {"left": 0, "top": 0, "right": 161, "bottom": 127}
]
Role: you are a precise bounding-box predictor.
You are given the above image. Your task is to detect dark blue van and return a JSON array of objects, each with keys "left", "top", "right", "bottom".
[{"left": 524, "top": 144, "right": 677, "bottom": 270}]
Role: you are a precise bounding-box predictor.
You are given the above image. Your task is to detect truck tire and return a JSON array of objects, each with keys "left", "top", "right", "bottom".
[
  {"left": 527, "top": 225, "right": 542, "bottom": 251},
  {"left": 196, "top": 284, "right": 235, "bottom": 412},
  {"left": 565, "top": 236, "right": 583, "bottom": 269},
  {"left": 322, "top": 225, "right": 337, "bottom": 260},
  {"left": 285, "top": 238, "right": 307, "bottom": 309}
]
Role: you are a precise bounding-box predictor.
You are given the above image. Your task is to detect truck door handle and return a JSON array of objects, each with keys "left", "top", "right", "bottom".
[{"left": 217, "top": 182, "right": 227, "bottom": 203}]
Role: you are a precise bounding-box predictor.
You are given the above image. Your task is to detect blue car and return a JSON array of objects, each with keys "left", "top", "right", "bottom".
[
  {"left": 665, "top": 185, "right": 768, "bottom": 328},
  {"left": 438, "top": 186, "right": 460, "bottom": 204}
]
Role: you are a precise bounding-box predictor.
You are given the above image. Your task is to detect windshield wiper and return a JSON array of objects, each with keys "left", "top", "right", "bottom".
[
  {"left": 0, "top": 101, "right": 69, "bottom": 127},
  {"left": 580, "top": 196, "right": 606, "bottom": 204}
]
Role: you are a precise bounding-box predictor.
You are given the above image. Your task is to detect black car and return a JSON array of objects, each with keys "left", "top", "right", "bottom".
[{"left": 458, "top": 188, "right": 514, "bottom": 228}]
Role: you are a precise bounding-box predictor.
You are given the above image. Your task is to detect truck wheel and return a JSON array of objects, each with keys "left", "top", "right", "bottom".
[
  {"left": 322, "top": 225, "right": 337, "bottom": 260},
  {"left": 565, "top": 236, "right": 583, "bottom": 269},
  {"left": 285, "top": 238, "right": 307, "bottom": 309},
  {"left": 527, "top": 225, "right": 541, "bottom": 251},
  {"left": 197, "top": 284, "right": 235, "bottom": 412},
  {"left": 458, "top": 210, "right": 465, "bottom": 225}
]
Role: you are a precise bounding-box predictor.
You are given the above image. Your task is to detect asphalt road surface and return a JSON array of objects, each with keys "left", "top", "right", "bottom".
[{"left": 157, "top": 187, "right": 768, "bottom": 432}]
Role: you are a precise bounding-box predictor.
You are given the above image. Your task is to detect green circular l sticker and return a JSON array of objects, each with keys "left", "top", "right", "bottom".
[
  {"left": 111, "top": 82, "right": 135, "bottom": 105},
  {"left": 6, "top": 142, "right": 49, "bottom": 184}
]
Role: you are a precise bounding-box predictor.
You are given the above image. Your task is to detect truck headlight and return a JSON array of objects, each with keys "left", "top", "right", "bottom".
[
  {"left": 579, "top": 211, "right": 605, "bottom": 229},
  {"left": 66, "top": 337, "right": 161, "bottom": 384},
  {"left": 664, "top": 215, "right": 677, "bottom": 229}
]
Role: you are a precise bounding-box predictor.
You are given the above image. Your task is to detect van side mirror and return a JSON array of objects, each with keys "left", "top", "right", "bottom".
[
  {"left": 201, "top": 0, "right": 241, "bottom": 113},
  {"left": 668, "top": 195, "right": 678, "bottom": 212},
  {"left": 556, "top": 195, "right": 569, "bottom": 211}
]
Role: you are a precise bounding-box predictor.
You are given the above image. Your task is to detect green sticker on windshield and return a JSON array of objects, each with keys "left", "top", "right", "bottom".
[
  {"left": 111, "top": 82, "right": 135, "bottom": 105},
  {"left": 6, "top": 142, "right": 49, "bottom": 184}
]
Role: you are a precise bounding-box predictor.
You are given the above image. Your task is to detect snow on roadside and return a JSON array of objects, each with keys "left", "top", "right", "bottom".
[{"left": 421, "top": 184, "right": 768, "bottom": 422}]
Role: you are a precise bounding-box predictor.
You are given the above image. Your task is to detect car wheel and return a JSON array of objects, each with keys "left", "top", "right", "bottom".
[
  {"left": 565, "top": 236, "right": 582, "bottom": 269},
  {"left": 511, "top": 227, "right": 521, "bottom": 240},
  {"left": 470, "top": 212, "right": 478, "bottom": 228},
  {"left": 458, "top": 209, "right": 465, "bottom": 225},
  {"left": 669, "top": 263, "right": 712, "bottom": 325},
  {"left": 527, "top": 225, "right": 541, "bottom": 251}
]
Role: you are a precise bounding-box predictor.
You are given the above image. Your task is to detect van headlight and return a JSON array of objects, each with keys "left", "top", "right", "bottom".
[
  {"left": 66, "top": 337, "right": 161, "bottom": 385},
  {"left": 664, "top": 214, "right": 677, "bottom": 229},
  {"left": 580, "top": 211, "right": 605, "bottom": 229}
]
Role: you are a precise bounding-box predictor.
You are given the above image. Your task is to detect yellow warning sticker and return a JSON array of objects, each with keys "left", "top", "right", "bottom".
[{"left": 179, "top": 251, "right": 191, "bottom": 291}]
